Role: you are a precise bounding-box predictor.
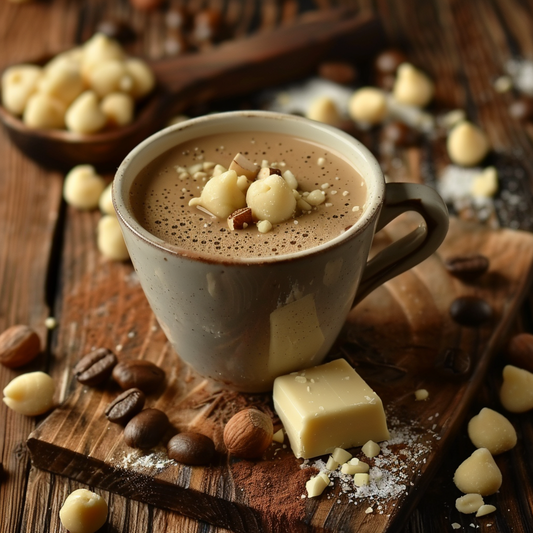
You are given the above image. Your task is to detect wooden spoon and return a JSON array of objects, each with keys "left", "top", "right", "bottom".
[{"left": 0, "top": 10, "right": 385, "bottom": 171}]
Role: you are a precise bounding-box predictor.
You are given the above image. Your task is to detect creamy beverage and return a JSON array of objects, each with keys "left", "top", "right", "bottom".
[{"left": 130, "top": 131, "right": 367, "bottom": 259}]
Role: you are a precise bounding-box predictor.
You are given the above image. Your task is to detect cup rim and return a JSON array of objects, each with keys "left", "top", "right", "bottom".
[{"left": 113, "top": 110, "right": 384, "bottom": 265}]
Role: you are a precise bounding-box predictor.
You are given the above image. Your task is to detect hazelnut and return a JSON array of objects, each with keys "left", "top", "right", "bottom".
[
  {"left": 506, "top": 333, "right": 533, "bottom": 372},
  {"left": 0, "top": 324, "right": 41, "bottom": 368},
  {"left": 223, "top": 408, "right": 273, "bottom": 459}
]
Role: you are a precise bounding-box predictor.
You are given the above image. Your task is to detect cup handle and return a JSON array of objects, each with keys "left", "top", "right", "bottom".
[{"left": 353, "top": 182, "right": 449, "bottom": 306}]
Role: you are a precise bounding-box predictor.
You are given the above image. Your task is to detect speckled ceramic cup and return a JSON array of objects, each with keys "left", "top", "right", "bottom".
[{"left": 113, "top": 111, "right": 448, "bottom": 392}]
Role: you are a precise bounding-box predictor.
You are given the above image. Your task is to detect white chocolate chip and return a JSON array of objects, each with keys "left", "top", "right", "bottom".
[
  {"left": 467, "top": 407, "right": 517, "bottom": 455},
  {"left": 455, "top": 493, "right": 484, "bottom": 514},
  {"left": 3, "top": 371, "right": 55, "bottom": 416},
  {"left": 97, "top": 215, "right": 129, "bottom": 261},
  {"left": 101, "top": 92, "right": 134, "bottom": 127},
  {"left": 306, "top": 472, "right": 330, "bottom": 497},
  {"left": 246, "top": 174, "right": 296, "bottom": 224},
  {"left": 348, "top": 87, "right": 388, "bottom": 124},
  {"left": 471, "top": 166, "right": 498, "bottom": 198},
  {"left": 499, "top": 364, "right": 533, "bottom": 413},
  {"left": 414, "top": 388, "right": 429, "bottom": 401},
  {"left": 1, "top": 64, "right": 42, "bottom": 115},
  {"left": 282, "top": 170, "right": 299, "bottom": 190},
  {"left": 23, "top": 93, "right": 66, "bottom": 129},
  {"left": 447, "top": 121, "right": 490, "bottom": 167},
  {"left": 453, "top": 448, "right": 502, "bottom": 496},
  {"left": 272, "top": 429, "right": 284, "bottom": 443},
  {"left": 256, "top": 220, "right": 273, "bottom": 234},
  {"left": 354, "top": 473, "right": 370, "bottom": 487},
  {"left": 81, "top": 33, "right": 125, "bottom": 82},
  {"left": 393, "top": 63, "right": 434, "bottom": 108},
  {"left": 89, "top": 59, "right": 132, "bottom": 98},
  {"left": 306, "top": 190, "right": 326, "bottom": 206},
  {"left": 362, "top": 440, "right": 381, "bottom": 458},
  {"left": 59, "top": 489, "right": 108, "bottom": 533},
  {"left": 65, "top": 91, "right": 107, "bottom": 134},
  {"left": 38, "top": 60, "right": 84, "bottom": 106},
  {"left": 64, "top": 165, "right": 106, "bottom": 210},
  {"left": 332, "top": 447, "right": 352, "bottom": 464},
  {"left": 124, "top": 58, "right": 155, "bottom": 100},
  {"left": 307, "top": 96, "right": 341, "bottom": 125}
]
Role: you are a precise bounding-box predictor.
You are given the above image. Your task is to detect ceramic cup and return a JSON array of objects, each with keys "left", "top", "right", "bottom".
[{"left": 113, "top": 111, "right": 449, "bottom": 392}]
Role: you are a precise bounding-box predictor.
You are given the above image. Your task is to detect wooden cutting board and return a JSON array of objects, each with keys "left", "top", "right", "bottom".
[{"left": 27, "top": 216, "right": 533, "bottom": 533}]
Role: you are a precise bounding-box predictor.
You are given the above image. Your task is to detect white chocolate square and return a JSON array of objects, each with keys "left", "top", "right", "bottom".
[{"left": 273, "top": 359, "right": 390, "bottom": 459}]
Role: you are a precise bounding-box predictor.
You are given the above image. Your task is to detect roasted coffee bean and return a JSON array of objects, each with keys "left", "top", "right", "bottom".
[
  {"left": 449, "top": 296, "right": 492, "bottom": 327},
  {"left": 374, "top": 48, "right": 407, "bottom": 75},
  {"left": 124, "top": 408, "right": 169, "bottom": 449},
  {"left": 105, "top": 388, "right": 146, "bottom": 425},
  {"left": 435, "top": 347, "right": 471, "bottom": 376},
  {"left": 382, "top": 121, "right": 420, "bottom": 147},
  {"left": 506, "top": 333, "right": 533, "bottom": 373},
  {"left": 112, "top": 360, "right": 165, "bottom": 393},
  {"left": 318, "top": 61, "right": 357, "bottom": 85},
  {"left": 167, "top": 432, "right": 216, "bottom": 466},
  {"left": 74, "top": 348, "right": 117, "bottom": 386},
  {"left": 444, "top": 254, "right": 489, "bottom": 281}
]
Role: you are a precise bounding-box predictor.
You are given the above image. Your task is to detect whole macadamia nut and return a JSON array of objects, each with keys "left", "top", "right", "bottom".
[
  {"left": 81, "top": 33, "right": 125, "bottom": 82},
  {"left": 447, "top": 121, "right": 490, "bottom": 167},
  {"left": 97, "top": 215, "right": 129, "bottom": 261},
  {"left": 23, "top": 93, "right": 66, "bottom": 129},
  {"left": 3, "top": 371, "right": 55, "bottom": 416},
  {"left": 1, "top": 64, "right": 42, "bottom": 115},
  {"left": 101, "top": 92, "right": 134, "bottom": 127},
  {"left": 63, "top": 165, "right": 106, "bottom": 210},
  {"left": 59, "top": 489, "right": 108, "bottom": 533},
  {"left": 348, "top": 87, "right": 388, "bottom": 125},
  {"left": 392, "top": 63, "right": 434, "bottom": 108},
  {"left": 65, "top": 91, "right": 108, "bottom": 134},
  {"left": 124, "top": 58, "right": 156, "bottom": 100},
  {"left": 246, "top": 174, "right": 297, "bottom": 224},
  {"left": 38, "top": 61, "right": 85, "bottom": 106},
  {"left": 453, "top": 448, "right": 502, "bottom": 496},
  {"left": 306, "top": 96, "right": 341, "bottom": 126},
  {"left": 89, "top": 60, "right": 133, "bottom": 98},
  {"left": 499, "top": 364, "right": 533, "bottom": 413},
  {"left": 467, "top": 407, "right": 517, "bottom": 454}
]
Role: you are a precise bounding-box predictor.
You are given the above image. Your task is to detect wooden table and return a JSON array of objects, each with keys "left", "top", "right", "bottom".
[{"left": 1, "top": 1, "right": 533, "bottom": 532}]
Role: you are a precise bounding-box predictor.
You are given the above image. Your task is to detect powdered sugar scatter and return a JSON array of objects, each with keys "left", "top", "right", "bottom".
[
  {"left": 300, "top": 416, "right": 439, "bottom": 512},
  {"left": 119, "top": 447, "right": 174, "bottom": 473}
]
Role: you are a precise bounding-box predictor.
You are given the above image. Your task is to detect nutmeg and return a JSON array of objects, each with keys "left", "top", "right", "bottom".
[
  {"left": 0, "top": 325, "right": 41, "bottom": 368},
  {"left": 223, "top": 408, "right": 273, "bottom": 459}
]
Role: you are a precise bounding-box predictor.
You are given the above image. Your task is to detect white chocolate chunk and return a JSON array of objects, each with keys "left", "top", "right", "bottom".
[
  {"left": 306, "top": 189, "right": 326, "bottom": 206},
  {"left": 447, "top": 121, "right": 490, "bottom": 167},
  {"left": 362, "top": 440, "right": 380, "bottom": 458},
  {"left": 453, "top": 448, "right": 502, "bottom": 496},
  {"left": 467, "top": 407, "right": 517, "bottom": 455},
  {"left": 257, "top": 220, "right": 272, "bottom": 234},
  {"left": 455, "top": 493, "right": 484, "bottom": 514},
  {"left": 476, "top": 504, "right": 497, "bottom": 517},
  {"left": 272, "top": 429, "right": 284, "bottom": 443},
  {"left": 354, "top": 473, "right": 370, "bottom": 487},
  {"left": 63, "top": 165, "right": 106, "bottom": 210},
  {"left": 471, "top": 166, "right": 498, "bottom": 198},
  {"left": 59, "top": 489, "right": 108, "bottom": 533},
  {"left": 341, "top": 459, "right": 369, "bottom": 475},
  {"left": 65, "top": 91, "right": 107, "bottom": 134},
  {"left": 273, "top": 359, "right": 390, "bottom": 459},
  {"left": 326, "top": 456, "right": 339, "bottom": 471},
  {"left": 1, "top": 64, "right": 42, "bottom": 115},
  {"left": 282, "top": 170, "right": 298, "bottom": 190},
  {"left": 393, "top": 63, "right": 434, "bottom": 108},
  {"left": 332, "top": 447, "right": 352, "bottom": 464},
  {"left": 348, "top": 87, "right": 388, "bottom": 124},
  {"left": 3, "top": 371, "right": 55, "bottom": 416},
  {"left": 97, "top": 215, "right": 129, "bottom": 261},
  {"left": 306, "top": 472, "right": 330, "bottom": 497},
  {"left": 229, "top": 153, "right": 259, "bottom": 180},
  {"left": 415, "top": 389, "right": 429, "bottom": 401},
  {"left": 499, "top": 364, "right": 533, "bottom": 413},
  {"left": 189, "top": 170, "right": 246, "bottom": 219},
  {"left": 246, "top": 174, "right": 296, "bottom": 224},
  {"left": 268, "top": 294, "right": 324, "bottom": 377}
]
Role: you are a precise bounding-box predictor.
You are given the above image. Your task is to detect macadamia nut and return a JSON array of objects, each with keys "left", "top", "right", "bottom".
[
  {"left": 23, "top": 93, "right": 66, "bottom": 129},
  {"left": 65, "top": 91, "right": 107, "bottom": 134},
  {"left": 97, "top": 215, "right": 129, "bottom": 261},
  {"left": 307, "top": 96, "right": 341, "bottom": 125},
  {"left": 89, "top": 60, "right": 133, "bottom": 98},
  {"left": 393, "top": 63, "right": 434, "bottom": 108},
  {"left": 348, "top": 87, "right": 388, "bottom": 124},
  {"left": 467, "top": 407, "right": 517, "bottom": 454},
  {"left": 453, "top": 448, "right": 502, "bottom": 496},
  {"left": 101, "top": 92, "right": 134, "bottom": 127},
  {"left": 246, "top": 174, "right": 296, "bottom": 224},
  {"left": 59, "top": 489, "right": 108, "bottom": 533},
  {"left": 447, "top": 121, "right": 490, "bottom": 167},
  {"left": 124, "top": 58, "right": 156, "bottom": 100},
  {"left": 3, "top": 371, "right": 55, "bottom": 416},
  {"left": 63, "top": 165, "right": 106, "bottom": 210},
  {"left": 81, "top": 33, "right": 125, "bottom": 81},
  {"left": 98, "top": 182, "right": 115, "bottom": 215},
  {"left": 189, "top": 170, "right": 246, "bottom": 219},
  {"left": 38, "top": 61, "right": 85, "bottom": 106},
  {"left": 499, "top": 364, "right": 533, "bottom": 413},
  {"left": 455, "top": 493, "right": 484, "bottom": 514},
  {"left": 1, "top": 64, "right": 42, "bottom": 115}
]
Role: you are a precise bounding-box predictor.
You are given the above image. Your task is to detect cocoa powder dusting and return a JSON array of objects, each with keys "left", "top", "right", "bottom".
[{"left": 230, "top": 454, "right": 318, "bottom": 532}]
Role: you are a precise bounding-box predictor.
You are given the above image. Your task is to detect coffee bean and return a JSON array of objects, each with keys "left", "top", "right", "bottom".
[
  {"left": 112, "top": 360, "right": 165, "bottom": 393},
  {"left": 444, "top": 254, "right": 489, "bottom": 281},
  {"left": 105, "top": 388, "right": 146, "bottom": 425},
  {"left": 435, "top": 347, "right": 471, "bottom": 376},
  {"left": 124, "top": 408, "right": 169, "bottom": 449},
  {"left": 374, "top": 49, "right": 407, "bottom": 75},
  {"left": 506, "top": 333, "right": 533, "bottom": 373},
  {"left": 74, "top": 348, "right": 117, "bottom": 387},
  {"left": 449, "top": 296, "right": 492, "bottom": 327},
  {"left": 167, "top": 432, "right": 216, "bottom": 466},
  {"left": 318, "top": 61, "right": 357, "bottom": 85}
]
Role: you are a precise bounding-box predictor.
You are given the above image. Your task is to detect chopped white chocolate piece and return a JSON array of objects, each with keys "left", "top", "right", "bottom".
[
  {"left": 272, "top": 429, "right": 284, "bottom": 443},
  {"left": 332, "top": 447, "right": 352, "bottom": 464},
  {"left": 212, "top": 164, "right": 227, "bottom": 176},
  {"left": 415, "top": 389, "right": 429, "bottom": 401},
  {"left": 354, "top": 473, "right": 370, "bottom": 487},
  {"left": 341, "top": 459, "right": 370, "bottom": 475},
  {"left": 273, "top": 359, "right": 390, "bottom": 459},
  {"left": 306, "top": 190, "right": 326, "bottom": 206},
  {"left": 257, "top": 220, "right": 272, "bottom": 234},
  {"left": 362, "top": 440, "right": 380, "bottom": 458},
  {"left": 453, "top": 448, "right": 502, "bottom": 496},
  {"left": 476, "top": 504, "right": 497, "bottom": 517},
  {"left": 282, "top": 170, "right": 298, "bottom": 190},
  {"left": 455, "top": 493, "right": 484, "bottom": 514},
  {"left": 305, "top": 472, "right": 330, "bottom": 498},
  {"left": 467, "top": 407, "right": 517, "bottom": 455},
  {"left": 499, "top": 364, "right": 533, "bottom": 413},
  {"left": 326, "top": 456, "right": 339, "bottom": 471}
]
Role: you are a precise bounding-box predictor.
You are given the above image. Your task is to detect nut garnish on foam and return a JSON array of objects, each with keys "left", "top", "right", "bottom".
[{"left": 188, "top": 151, "right": 329, "bottom": 232}]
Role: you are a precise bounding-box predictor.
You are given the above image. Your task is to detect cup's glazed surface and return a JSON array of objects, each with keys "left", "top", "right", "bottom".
[{"left": 113, "top": 111, "right": 448, "bottom": 392}]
